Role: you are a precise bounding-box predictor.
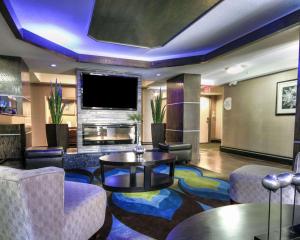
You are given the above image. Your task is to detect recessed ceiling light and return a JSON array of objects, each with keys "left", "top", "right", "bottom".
[
  {"left": 156, "top": 73, "right": 161, "bottom": 76},
  {"left": 225, "top": 65, "right": 245, "bottom": 74},
  {"left": 50, "top": 64, "right": 57, "bottom": 67}
]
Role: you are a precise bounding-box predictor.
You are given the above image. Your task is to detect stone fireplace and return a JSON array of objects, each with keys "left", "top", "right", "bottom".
[{"left": 76, "top": 70, "right": 142, "bottom": 153}]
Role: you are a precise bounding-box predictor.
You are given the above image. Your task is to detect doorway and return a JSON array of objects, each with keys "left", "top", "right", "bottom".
[
  {"left": 200, "top": 96, "right": 210, "bottom": 143},
  {"left": 199, "top": 95, "right": 223, "bottom": 143}
]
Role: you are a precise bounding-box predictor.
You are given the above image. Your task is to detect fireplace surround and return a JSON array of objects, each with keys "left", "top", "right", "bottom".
[{"left": 82, "top": 124, "right": 137, "bottom": 146}]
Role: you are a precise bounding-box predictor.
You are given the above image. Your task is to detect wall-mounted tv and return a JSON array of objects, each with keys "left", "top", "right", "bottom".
[{"left": 81, "top": 73, "right": 138, "bottom": 110}]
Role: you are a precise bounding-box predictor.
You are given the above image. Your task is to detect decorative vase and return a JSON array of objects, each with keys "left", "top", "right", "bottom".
[
  {"left": 151, "top": 123, "right": 166, "bottom": 148},
  {"left": 133, "top": 142, "right": 145, "bottom": 156},
  {"left": 46, "top": 124, "right": 69, "bottom": 151},
  {"left": 133, "top": 132, "right": 145, "bottom": 157}
]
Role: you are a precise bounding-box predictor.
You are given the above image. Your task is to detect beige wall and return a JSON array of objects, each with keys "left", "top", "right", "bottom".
[
  {"left": 222, "top": 69, "right": 297, "bottom": 158},
  {"left": 31, "top": 83, "right": 76, "bottom": 146},
  {"left": 215, "top": 95, "right": 223, "bottom": 139}
]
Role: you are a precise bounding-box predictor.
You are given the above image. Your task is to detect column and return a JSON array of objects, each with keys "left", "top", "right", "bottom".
[{"left": 166, "top": 74, "right": 201, "bottom": 163}]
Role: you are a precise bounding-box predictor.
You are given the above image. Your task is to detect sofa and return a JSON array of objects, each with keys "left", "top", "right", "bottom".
[
  {"left": 25, "top": 146, "right": 64, "bottom": 169},
  {"left": 0, "top": 166, "right": 107, "bottom": 240},
  {"left": 158, "top": 143, "right": 192, "bottom": 163}
]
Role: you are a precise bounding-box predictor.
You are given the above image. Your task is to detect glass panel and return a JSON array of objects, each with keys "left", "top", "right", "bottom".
[{"left": 83, "top": 124, "right": 137, "bottom": 145}]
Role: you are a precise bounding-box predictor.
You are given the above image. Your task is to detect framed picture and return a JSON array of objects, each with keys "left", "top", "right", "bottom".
[
  {"left": 63, "top": 100, "right": 76, "bottom": 116},
  {"left": 276, "top": 79, "right": 297, "bottom": 115}
]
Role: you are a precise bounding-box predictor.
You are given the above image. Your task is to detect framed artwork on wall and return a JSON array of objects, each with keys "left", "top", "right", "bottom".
[
  {"left": 63, "top": 100, "right": 76, "bottom": 116},
  {"left": 276, "top": 79, "right": 297, "bottom": 115}
]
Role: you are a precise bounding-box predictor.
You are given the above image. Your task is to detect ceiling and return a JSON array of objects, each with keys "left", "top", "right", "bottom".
[
  {"left": 0, "top": 2, "right": 298, "bottom": 86},
  {"left": 4, "top": 0, "right": 300, "bottom": 61},
  {"left": 88, "top": 0, "right": 220, "bottom": 48}
]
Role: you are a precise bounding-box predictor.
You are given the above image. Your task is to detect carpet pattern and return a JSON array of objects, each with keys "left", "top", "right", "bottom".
[{"left": 92, "top": 165, "right": 230, "bottom": 240}]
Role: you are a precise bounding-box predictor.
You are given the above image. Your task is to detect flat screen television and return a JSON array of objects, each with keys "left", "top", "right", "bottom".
[{"left": 81, "top": 73, "right": 138, "bottom": 110}]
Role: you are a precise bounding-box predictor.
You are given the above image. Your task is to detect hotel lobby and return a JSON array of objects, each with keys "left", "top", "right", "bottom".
[{"left": 0, "top": 1, "right": 300, "bottom": 239}]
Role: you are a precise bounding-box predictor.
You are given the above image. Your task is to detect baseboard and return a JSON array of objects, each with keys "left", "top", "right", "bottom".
[
  {"left": 219, "top": 146, "right": 293, "bottom": 165},
  {"left": 210, "top": 139, "right": 221, "bottom": 143}
]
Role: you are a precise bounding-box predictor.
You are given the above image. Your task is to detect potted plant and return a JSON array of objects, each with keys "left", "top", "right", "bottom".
[
  {"left": 45, "top": 80, "right": 69, "bottom": 151},
  {"left": 151, "top": 89, "right": 166, "bottom": 148}
]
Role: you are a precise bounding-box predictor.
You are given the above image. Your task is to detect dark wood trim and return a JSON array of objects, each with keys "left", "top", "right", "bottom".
[
  {"left": 0, "top": 2, "right": 299, "bottom": 68},
  {"left": 220, "top": 146, "right": 293, "bottom": 165}
]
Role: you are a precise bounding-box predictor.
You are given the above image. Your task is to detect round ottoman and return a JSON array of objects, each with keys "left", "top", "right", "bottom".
[{"left": 229, "top": 165, "right": 298, "bottom": 204}]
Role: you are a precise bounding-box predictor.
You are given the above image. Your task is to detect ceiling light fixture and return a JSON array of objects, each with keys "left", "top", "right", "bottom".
[
  {"left": 225, "top": 65, "right": 245, "bottom": 74},
  {"left": 50, "top": 64, "right": 57, "bottom": 67},
  {"left": 156, "top": 73, "right": 161, "bottom": 77}
]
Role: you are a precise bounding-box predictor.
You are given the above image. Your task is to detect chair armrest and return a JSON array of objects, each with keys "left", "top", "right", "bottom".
[
  {"left": 0, "top": 167, "right": 65, "bottom": 239},
  {"left": 293, "top": 152, "right": 300, "bottom": 172}
]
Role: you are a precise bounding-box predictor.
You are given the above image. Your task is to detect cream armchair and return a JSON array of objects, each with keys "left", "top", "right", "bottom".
[{"left": 0, "top": 166, "right": 106, "bottom": 240}]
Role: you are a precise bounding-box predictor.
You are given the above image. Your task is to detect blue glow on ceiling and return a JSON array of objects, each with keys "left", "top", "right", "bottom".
[{"left": 4, "top": 0, "right": 300, "bottom": 61}]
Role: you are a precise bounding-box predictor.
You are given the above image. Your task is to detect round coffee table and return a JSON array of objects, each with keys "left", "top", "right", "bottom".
[
  {"left": 99, "top": 152, "right": 175, "bottom": 192},
  {"left": 166, "top": 203, "right": 300, "bottom": 240}
]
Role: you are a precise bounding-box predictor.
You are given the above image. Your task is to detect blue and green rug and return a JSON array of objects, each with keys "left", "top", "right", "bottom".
[{"left": 92, "top": 165, "right": 230, "bottom": 240}]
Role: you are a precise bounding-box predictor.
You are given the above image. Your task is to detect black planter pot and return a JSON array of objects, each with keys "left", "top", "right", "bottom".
[
  {"left": 151, "top": 123, "right": 166, "bottom": 148},
  {"left": 46, "top": 124, "right": 69, "bottom": 151}
]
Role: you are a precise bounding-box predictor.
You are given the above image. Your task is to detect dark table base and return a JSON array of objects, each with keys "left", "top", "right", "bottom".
[
  {"left": 255, "top": 224, "right": 300, "bottom": 240},
  {"left": 99, "top": 152, "right": 175, "bottom": 192},
  {"left": 103, "top": 171, "right": 173, "bottom": 192}
]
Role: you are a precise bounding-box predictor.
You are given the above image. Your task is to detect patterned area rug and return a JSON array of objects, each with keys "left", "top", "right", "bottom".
[{"left": 95, "top": 165, "right": 230, "bottom": 240}]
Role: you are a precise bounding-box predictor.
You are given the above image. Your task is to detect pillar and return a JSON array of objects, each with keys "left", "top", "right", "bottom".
[{"left": 166, "top": 74, "right": 201, "bottom": 163}]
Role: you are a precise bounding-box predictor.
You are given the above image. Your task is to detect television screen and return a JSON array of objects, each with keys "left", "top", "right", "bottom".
[{"left": 82, "top": 73, "right": 138, "bottom": 110}]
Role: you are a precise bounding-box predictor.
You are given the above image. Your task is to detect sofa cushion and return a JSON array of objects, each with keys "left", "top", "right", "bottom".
[
  {"left": 25, "top": 147, "right": 64, "bottom": 158},
  {"left": 159, "top": 143, "right": 192, "bottom": 151},
  {"left": 63, "top": 181, "right": 106, "bottom": 240}
]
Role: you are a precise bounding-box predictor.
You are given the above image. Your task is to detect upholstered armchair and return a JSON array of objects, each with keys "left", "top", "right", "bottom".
[
  {"left": 0, "top": 166, "right": 106, "bottom": 240},
  {"left": 229, "top": 153, "right": 300, "bottom": 204}
]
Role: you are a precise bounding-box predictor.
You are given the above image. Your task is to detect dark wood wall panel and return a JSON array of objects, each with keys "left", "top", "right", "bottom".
[
  {"left": 167, "top": 74, "right": 184, "bottom": 104},
  {"left": 167, "top": 75, "right": 184, "bottom": 143},
  {"left": 166, "top": 130, "right": 183, "bottom": 143},
  {"left": 167, "top": 104, "right": 183, "bottom": 131}
]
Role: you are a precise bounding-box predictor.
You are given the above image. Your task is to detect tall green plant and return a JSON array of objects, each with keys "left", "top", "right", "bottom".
[
  {"left": 151, "top": 89, "right": 166, "bottom": 123},
  {"left": 128, "top": 113, "right": 142, "bottom": 123},
  {"left": 47, "top": 80, "right": 65, "bottom": 124}
]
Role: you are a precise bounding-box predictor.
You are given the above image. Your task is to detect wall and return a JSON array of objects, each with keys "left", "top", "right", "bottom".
[
  {"left": 0, "top": 56, "right": 22, "bottom": 96},
  {"left": 215, "top": 95, "right": 223, "bottom": 140},
  {"left": 76, "top": 71, "right": 142, "bottom": 153},
  {"left": 31, "top": 82, "right": 76, "bottom": 146},
  {"left": 222, "top": 69, "right": 296, "bottom": 158},
  {"left": 0, "top": 55, "right": 32, "bottom": 147}
]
